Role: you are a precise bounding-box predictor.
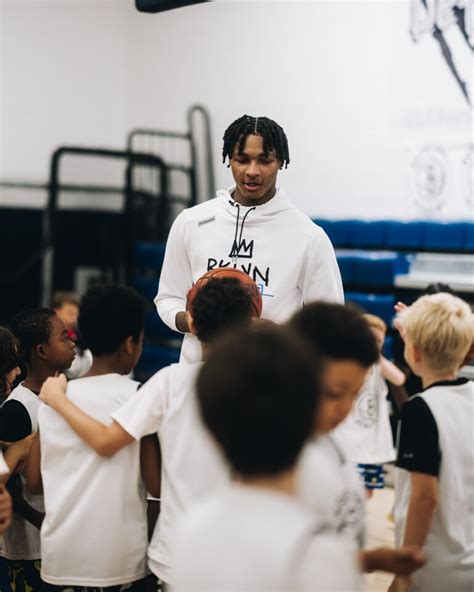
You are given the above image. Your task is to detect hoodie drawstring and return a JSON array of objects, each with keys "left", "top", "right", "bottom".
[{"left": 229, "top": 200, "right": 256, "bottom": 265}]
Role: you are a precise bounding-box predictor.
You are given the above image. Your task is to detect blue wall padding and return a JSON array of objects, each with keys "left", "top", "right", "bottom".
[
  {"left": 465, "top": 223, "right": 474, "bottom": 251},
  {"left": 351, "top": 221, "right": 389, "bottom": 249},
  {"left": 385, "top": 221, "right": 426, "bottom": 250},
  {"left": 315, "top": 219, "right": 358, "bottom": 248},
  {"left": 133, "top": 276, "right": 159, "bottom": 302},
  {"left": 423, "top": 222, "right": 466, "bottom": 251}
]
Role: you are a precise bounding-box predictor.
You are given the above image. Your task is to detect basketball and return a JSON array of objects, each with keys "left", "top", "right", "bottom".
[{"left": 186, "top": 267, "right": 263, "bottom": 317}]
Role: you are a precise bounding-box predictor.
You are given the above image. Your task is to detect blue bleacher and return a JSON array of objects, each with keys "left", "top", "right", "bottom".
[
  {"left": 144, "top": 311, "right": 183, "bottom": 342},
  {"left": 135, "top": 241, "right": 166, "bottom": 271},
  {"left": 133, "top": 240, "right": 182, "bottom": 378},
  {"left": 345, "top": 292, "right": 396, "bottom": 326},
  {"left": 337, "top": 251, "right": 410, "bottom": 287},
  {"left": 133, "top": 276, "right": 159, "bottom": 302}
]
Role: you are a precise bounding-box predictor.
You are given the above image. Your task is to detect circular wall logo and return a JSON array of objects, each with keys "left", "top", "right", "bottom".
[
  {"left": 412, "top": 145, "right": 447, "bottom": 212},
  {"left": 462, "top": 146, "right": 473, "bottom": 207}
]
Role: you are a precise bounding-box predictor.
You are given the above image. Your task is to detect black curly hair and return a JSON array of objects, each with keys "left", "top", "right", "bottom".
[
  {"left": 78, "top": 283, "right": 146, "bottom": 356},
  {"left": 290, "top": 302, "right": 379, "bottom": 368},
  {"left": 0, "top": 327, "right": 21, "bottom": 396},
  {"left": 222, "top": 115, "right": 290, "bottom": 169},
  {"left": 197, "top": 324, "right": 320, "bottom": 476},
  {"left": 9, "top": 308, "right": 56, "bottom": 363},
  {"left": 192, "top": 277, "right": 253, "bottom": 343}
]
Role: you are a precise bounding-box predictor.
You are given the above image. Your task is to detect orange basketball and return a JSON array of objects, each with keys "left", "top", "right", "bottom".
[{"left": 186, "top": 267, "right": 263, "bottom": 317}]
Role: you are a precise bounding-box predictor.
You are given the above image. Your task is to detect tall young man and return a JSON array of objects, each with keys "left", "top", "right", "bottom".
[{"left": 155, "top": 114, "right": 343, "bottom": 362}]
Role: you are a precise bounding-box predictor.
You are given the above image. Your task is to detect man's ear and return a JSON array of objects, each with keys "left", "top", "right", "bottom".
[
  {"left": 35, "top": 344, "right": 48, "bottom": 361},
  {"left": 187, "top": 311, "right": 197, "bottom": 336}
]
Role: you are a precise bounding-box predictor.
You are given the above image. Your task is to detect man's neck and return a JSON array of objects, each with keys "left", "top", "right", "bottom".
[
  {"left": 231, "top": 187, "right": 277, "bottom": 208},
  {"left": 240, "top": 467, "right": 297, "bottom": 497}
]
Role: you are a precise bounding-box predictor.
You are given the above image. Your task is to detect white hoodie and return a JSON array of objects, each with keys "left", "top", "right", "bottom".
[{"left": 155, "top": 187, "right": 343, "bottom": 363}]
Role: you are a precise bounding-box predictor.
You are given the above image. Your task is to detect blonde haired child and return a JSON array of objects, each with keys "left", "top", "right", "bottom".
[{"left": 390, "top": 293, "right": 474, "bottom": 592}]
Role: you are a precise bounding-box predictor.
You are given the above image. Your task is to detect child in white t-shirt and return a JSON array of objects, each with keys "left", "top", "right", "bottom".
[
  {"left": 175, "top": 323, "right": 363, "bottom": 591},
  {"left": 0, "top": 326, "right": 37, "bottom": 538},
  {"left": 390, "top": 293, "right": 474, "bottom": 592},
  {"left": 25, "top": 283, "right": 161, "bottom": 591},
  {"left": 291, "top": 302, "right": 425, "bottom": 578},
  {"left": 37, "top": 277, "right": 257, "bottom": 589},
  {"left": 51, "top": 291, "right": 93, "bottom": 380},
  {"left": 0, "top": 309, "right": 75, "bottom": 592},
  {"left": 335, "top": 313, "right": 405, "bottom": 495}
]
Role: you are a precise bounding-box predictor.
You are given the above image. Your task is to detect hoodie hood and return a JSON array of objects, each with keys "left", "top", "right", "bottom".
[
  {"left": 217, "top": 186, "right": 294, "bottom": 221},
  {"left": 216, "top": 186, "right": 295, "bottom": 264}
]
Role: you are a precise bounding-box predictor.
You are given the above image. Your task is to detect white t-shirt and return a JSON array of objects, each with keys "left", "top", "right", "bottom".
[
  {"left": 111, "top": 362, "right": 229, "bottom": 584},
  {"left": 173, "top": 483, "right": 362, "bottom": 591},
  {"left": 0, "top": 383, "right": 43, "bottom": 560},
  {"left": 298, "top": 433, "right": 366, "bottom": 549},
  {"left": 38, "top": 374, "right": 148, "bottom": 587},
  {"left": 335, "top": 363, "right": 395, "bottom": 464}
]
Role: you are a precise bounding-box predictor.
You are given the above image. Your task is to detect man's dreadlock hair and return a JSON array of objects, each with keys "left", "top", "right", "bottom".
[{"left": 222, "top": 115, "right": 290, "bottom": 169}]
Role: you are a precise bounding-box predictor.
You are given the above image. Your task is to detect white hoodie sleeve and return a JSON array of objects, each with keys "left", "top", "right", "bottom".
[
  {"left": 154, "top": 211, "right": 193, "bottom": 332},
  {"left": 298, "top": 228, "right": 344, "bottom": 305}
]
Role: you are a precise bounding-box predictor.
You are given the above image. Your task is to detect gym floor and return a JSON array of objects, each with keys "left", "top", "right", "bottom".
[{"left": 366, "top": 485, "right": 395, "bottom": 591}]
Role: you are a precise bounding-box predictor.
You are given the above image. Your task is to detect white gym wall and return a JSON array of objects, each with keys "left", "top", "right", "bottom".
[{"left": 1, "top": 0, "right": 472, "bottom": 219}]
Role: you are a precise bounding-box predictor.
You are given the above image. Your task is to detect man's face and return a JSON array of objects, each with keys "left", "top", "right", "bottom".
[
  {"left": 316, "top": 360, "right": 369, "bottom": 433},
  {"left": 42, "top": 315, "right": 76, "bottom": 371},
  {"left": 230, "top": 134, "right": 281, "bottom": 207}
]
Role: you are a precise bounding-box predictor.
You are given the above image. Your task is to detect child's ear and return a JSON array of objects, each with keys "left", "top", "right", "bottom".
[
  {"left": 412, "top": 344, "right": 423, "bottom": 364},
  {"left": 35, "top": 344, "right": 48, "bottom": 360},
  {"left": 187, "top": 311, "right": 197, "bottom": 336},
  {"left": 123, "top": 336, "right": 136, "bottom": 355}
]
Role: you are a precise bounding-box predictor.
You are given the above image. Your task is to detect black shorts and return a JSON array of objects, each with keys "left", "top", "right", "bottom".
[{"left": 42, "top": 578, "right": 147, "bottom": 592}]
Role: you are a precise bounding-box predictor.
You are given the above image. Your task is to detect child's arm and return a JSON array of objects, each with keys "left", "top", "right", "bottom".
[
  {"left": 24, "top": 432, "right": 42, "bottom": 495},
  {"left": 403, "top": 472, "right": 438, "bottom": 548},
  {"left": 359, "top": 546, "right": 425, "bottom": 574},
  {"left": 140, "top": 434, "right": 161, "bottom": 499},
  {"left": 0, "top": 434, "right": 35, "bottom": 479},
  {"left": 0, "top": 484, "right": 11, "bottom": 534},
  {"left": 39, "top": 375, "right": 134, "bottom": 457},
  {"left": 380, "top": 355, "right": 406, "bottom": 386},
  {"left": 7, "top": 473, "right": 44, "bottom": 530}
]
